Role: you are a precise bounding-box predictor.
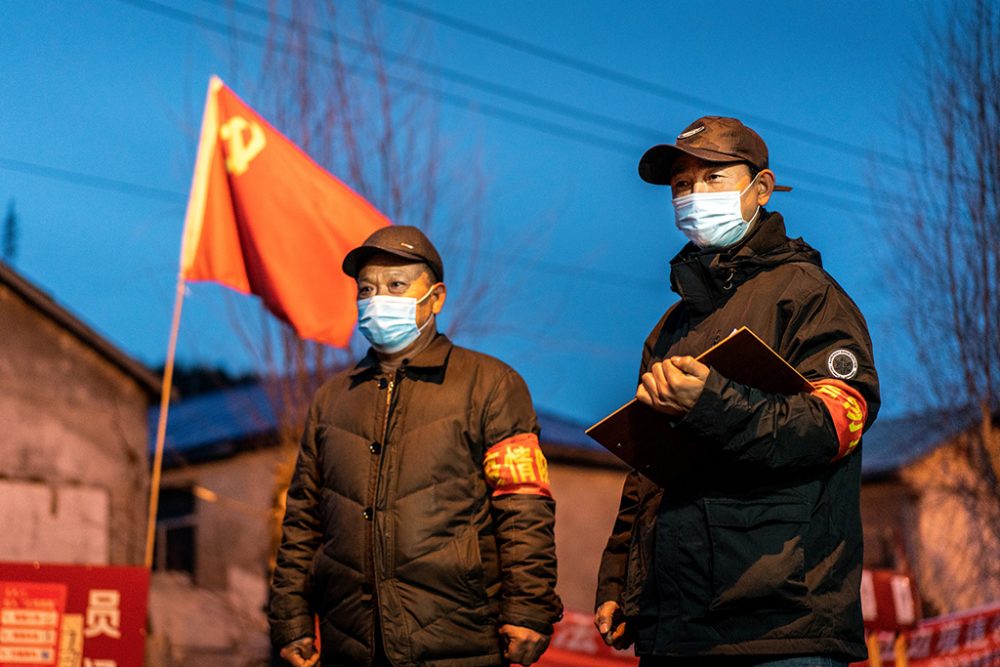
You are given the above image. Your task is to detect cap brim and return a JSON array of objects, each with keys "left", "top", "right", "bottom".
[
  {"left": 639, "top": 144, "right": 793, "bottom": 192},
  {"left": 341, "top": 245, "right": 430, "bottom": 278},
  {"left": 638, "top": 144, "right": 746, "bottom": 185}
]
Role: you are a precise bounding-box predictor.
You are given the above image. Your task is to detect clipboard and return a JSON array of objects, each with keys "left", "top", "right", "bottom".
[{"left": 585, "top": 327, "right": 812, "bottom": 484}]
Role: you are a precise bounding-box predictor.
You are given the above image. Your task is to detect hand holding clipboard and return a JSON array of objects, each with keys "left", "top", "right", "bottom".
[{"left": 585, "top": 327, "right": 812, "bottom": 484}]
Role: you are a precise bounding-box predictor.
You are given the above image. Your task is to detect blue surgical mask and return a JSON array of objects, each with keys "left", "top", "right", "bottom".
[
  {"left": 357, "top": 284, "right": 438, "bottom": 354},
  {"left": 672, "top": 174, "right": 760, "bottom": 249}
]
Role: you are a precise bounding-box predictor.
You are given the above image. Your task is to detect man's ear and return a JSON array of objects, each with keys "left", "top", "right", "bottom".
[
  {"left": 756, "top": 169, "right": 776, "bottom": 206},
  {"left": 430, "top": 283, "right": 447, "bottom": 314}
]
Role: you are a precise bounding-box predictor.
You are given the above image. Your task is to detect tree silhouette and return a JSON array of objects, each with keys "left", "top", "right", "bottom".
[{"left": 880, "top": 0, "right": 1000, "bottom": 614}]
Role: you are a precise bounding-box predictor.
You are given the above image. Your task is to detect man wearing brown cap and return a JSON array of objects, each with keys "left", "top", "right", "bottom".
[
  {"left": 269, "top": 226, "right": 562, "bottom": 666},
  {"left": 594, "top": 117, "right": 880, "bottom": 666}
]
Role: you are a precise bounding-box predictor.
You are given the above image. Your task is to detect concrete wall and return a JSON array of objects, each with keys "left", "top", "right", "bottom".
[{"left": 0, "top": 283, "right": 150, "bottom": 564}]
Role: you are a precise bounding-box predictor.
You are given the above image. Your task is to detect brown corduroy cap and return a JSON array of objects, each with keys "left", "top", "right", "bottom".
[
  {"left": 342, "top": 225, "right": 444, "bottom": 281},
  {"left": 638, "top": 116, "right": 791, "bottom": 191}
]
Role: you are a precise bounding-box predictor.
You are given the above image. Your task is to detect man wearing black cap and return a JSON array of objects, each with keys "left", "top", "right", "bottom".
[
  {"left": 269, "top": 226, "right": 562, "bottom": 667},
  {"left": 594, "top": 117, "right": 880, "bottom": 666}
]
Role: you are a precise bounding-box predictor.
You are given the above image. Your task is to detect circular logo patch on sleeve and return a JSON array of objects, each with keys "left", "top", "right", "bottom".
[{"left": 827, "top": 349, "right": 859, "bottom": 379}]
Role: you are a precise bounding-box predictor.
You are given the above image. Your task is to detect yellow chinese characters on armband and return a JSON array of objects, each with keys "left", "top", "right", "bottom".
[
  {"left": 810, "top": 378, "right": 868, "bottom": 461},
  {"left": 483, "top": 433, "right": 552, "bottom": 498}
]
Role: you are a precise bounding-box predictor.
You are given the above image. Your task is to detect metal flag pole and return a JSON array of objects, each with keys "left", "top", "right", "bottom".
[{"left": 144, "top": 274, "right": 186, "bottom": 568}]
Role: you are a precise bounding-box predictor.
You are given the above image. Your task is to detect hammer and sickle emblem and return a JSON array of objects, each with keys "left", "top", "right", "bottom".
[{"left": 219, "top": 115, "right": 266, "bottom": 176}]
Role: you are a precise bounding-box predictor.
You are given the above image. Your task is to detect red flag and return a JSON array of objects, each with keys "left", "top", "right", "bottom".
[{"left": 180, "top": 76, "right": 390, "bottom": 347}]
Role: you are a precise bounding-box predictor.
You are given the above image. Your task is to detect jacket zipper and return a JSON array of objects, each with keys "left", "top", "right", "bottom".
[
  {"left": 371, "top": 373, "right": 397, "bottom": 657},
  {"left": 380, "top": 378, "right": 395, "bottom": 447}
]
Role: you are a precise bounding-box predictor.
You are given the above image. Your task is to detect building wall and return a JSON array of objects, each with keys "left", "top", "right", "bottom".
[
  {"left": 164, "top": 435, "right": 1000, "bottom": 621},
  {"left": 0, "top": 284, "right": 150, "bottom": 564},
  {"left": 859, "top": 479, "right": 915, "bottom": 570},
  {"left": 549, "top": 462, "right": 628, "bottom": 613},
  {"left": 901, "top": 432, "right": 1000, "bottom": 616},
  {"left": 0, "top": 479, "right": 110, "bottom": 562},
  {"left": 156, "top": 446, "right": 628, "bottom": 618},
  {"left": 159, "top": 447, "right": 280, "bottom": 593}
]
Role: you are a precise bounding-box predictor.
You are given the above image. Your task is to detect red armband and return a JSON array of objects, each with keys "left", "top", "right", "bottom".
[
  {"left": 811, "top": 379, "right": 868, "bottom": 461},
  {"left": 483, "top": 433, "right": 552, "bottom": 498}
]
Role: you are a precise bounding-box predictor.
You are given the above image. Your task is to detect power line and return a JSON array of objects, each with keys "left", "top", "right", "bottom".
[
  {"left": 116, "top": 0, "right": 637, "bottom": 154},
  {"left": 0, "top": 161, "right": 665, "bottom": 294},
  {"left": 6, "top": 151, "right": 875, "bottom": 293},
  {"left": 2, "top": 0, "right": 892, "bottom": 228},
  {"left": 119, "top": 0, "right": 898, "bottom": 217},
  {"left": 2, "top": 7, "right": 895, "bottom": 304},
  {"left": 2, "top": 0, "right": 896, "bottom": 224},
  {"left": 379, "top": 0, "right": 912, "bottom": 171},
  {"left": 202, "top": 0, "right": 656, "bottom": 140},
  {"left": 0, "top": 157, "right": 184, "bottom": 203},
  {"left": 202, "top": 0, "right": 888, "bottom": 201}
]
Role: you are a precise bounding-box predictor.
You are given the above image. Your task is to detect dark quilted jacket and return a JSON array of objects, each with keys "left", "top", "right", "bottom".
[
  {"left": 596, "top": 212, "right": 880, "bottom": 662},
  {"left": 269, "top": 334, "right": 561, "bottom": 667}
]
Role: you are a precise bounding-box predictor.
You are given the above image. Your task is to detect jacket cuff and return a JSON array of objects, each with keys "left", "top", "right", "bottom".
[
  {"left": 501, "top": 603, "right": 561, "bottom": 635},
  {"left": 678, "top": 369, "right": 745, "bottom": 442},
  {"left": 269, "top": 619, "right": 315, "bottom": 650},
  {"left": 595, "top": 583, "right": 623, "bottom": 611}
]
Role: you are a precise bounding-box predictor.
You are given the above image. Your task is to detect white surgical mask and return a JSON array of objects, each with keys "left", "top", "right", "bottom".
[
  {"left": 672, "top": 174, "right": 760, "bottom": 249},
  {"left": 357, "top": 284, "right": 438, "bottom": 354}
]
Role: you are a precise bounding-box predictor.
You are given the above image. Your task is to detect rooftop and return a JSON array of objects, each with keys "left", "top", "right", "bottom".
[{"left": 1, "top": 259, "right": 161, "bottom": 398}]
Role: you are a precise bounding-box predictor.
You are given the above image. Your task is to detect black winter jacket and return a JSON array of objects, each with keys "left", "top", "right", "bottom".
[
  {"left": 596, "top": 212, "right": 880, "bottom": 661},
  {"left": 269, "top": 334, "right": 562, "bottom": 667}
]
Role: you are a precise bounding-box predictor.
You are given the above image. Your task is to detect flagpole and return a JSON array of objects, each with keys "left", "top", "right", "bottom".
[
  {"left": 144, "top": 76, "right": 222, "bottom": 568},
  {"left": 144, "top": 273, "right": 187, "bottom": 569}
]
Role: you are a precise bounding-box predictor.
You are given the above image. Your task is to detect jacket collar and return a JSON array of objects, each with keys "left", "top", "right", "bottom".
[
  {"left": 349, "top": 332, "right": 454, "bottom": 380},
  {"left": 668, "top": 211, "right": 820, "bottom": 316}
]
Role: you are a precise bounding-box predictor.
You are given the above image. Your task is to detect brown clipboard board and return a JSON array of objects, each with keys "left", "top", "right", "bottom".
[{"left": 584, "top": 327, "right": 813, "bottom": 484}]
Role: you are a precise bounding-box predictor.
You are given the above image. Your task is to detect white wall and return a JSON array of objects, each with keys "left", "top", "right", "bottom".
[{"left": 0, "top": 479, "right": 109, "bottom": 564}]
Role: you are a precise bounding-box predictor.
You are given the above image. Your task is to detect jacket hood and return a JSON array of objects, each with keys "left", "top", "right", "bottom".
[{"left": 669, "top": 210, "right": 823, "bottom": 316}]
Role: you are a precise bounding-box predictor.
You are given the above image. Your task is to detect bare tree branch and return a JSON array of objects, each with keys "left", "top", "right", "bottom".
[{"left": 878, "top": 0, "right": 1000, "bottom": 613}]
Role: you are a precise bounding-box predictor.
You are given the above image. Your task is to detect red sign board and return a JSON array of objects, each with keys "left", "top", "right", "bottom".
[
  {"left": 0, "top": 563, "right": 148, "bottom": 667},
  {"left": 862, "top": 569, "right": 921, "bottom": 632}
]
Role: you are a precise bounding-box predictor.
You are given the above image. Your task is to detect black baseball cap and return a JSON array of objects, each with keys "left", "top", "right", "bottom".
[
  {"left": 639, "top": 116, "right": 791, "bottom": 191},
  {"left": 342, "top": 225, "right": 444, "bottom": 281}
]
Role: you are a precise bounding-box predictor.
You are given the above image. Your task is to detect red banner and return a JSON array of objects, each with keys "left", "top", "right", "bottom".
[
  {"left": 542, "top": 603, "right": 1000, "bottom": 667},
  {"left": 0, "top": 563, "right": 148, "bottom": 667},
  {"left": 537, "top": 611, "right": 637, "bottom": 667},
  {"left": 856, "top": 601, "right": 1000, "bottom": 667}
]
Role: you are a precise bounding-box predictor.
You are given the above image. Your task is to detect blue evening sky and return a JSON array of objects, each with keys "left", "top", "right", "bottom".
[{"left": 2, "top": 1, "right": 930, "bottom": 424}]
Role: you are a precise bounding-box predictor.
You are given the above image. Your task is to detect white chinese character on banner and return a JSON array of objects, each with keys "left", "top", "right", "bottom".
[
  {"left": 907, "top": 628, "right": 933, "bottom": 659},
  {"left": 935, "top": 622, "right": 963, "bottom": 654},
  {"left": 84, "top": 589, "right": 122, "bottom": 639},
  {"left": 990, "top": 613, "right": 1000, "bottom": 643},
  {"left": 83, "top": 660, "right": 117, "bottom": 667},
  {"left": 964, "top": 616, "right": 989, "bottom": 649}
]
